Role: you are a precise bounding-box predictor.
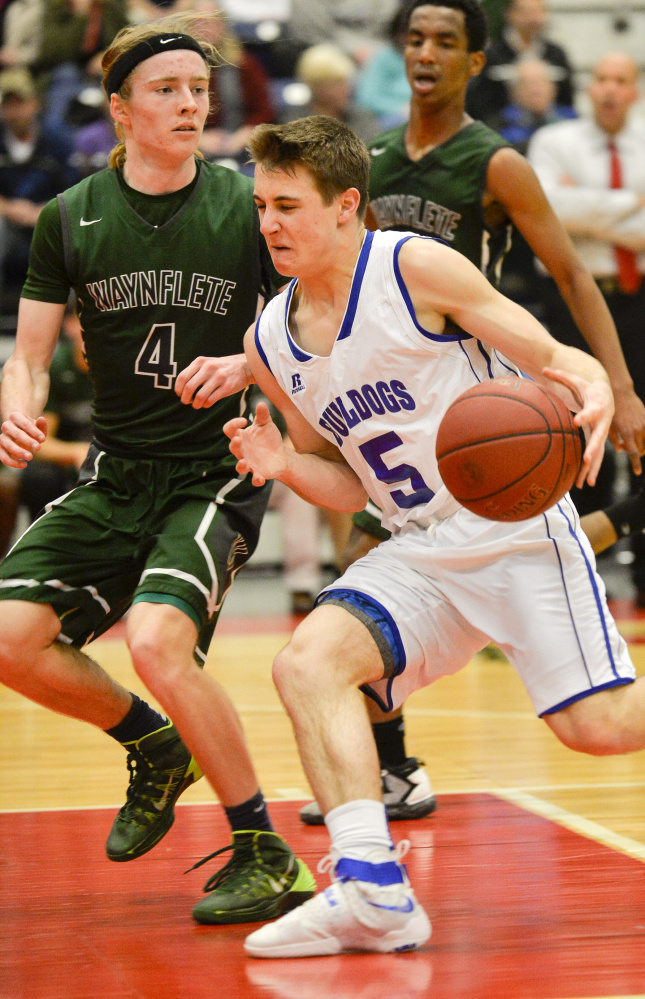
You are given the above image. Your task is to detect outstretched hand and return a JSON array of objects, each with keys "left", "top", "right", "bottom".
[
  {"left": 0, "top": 413, "right": 47, "bottom": 468},
  {"left": 542, "top": 366, "right": 614, "bottom": 488},
  {"left": 224, "top": 401, "right": 288, "bottom": 486}
]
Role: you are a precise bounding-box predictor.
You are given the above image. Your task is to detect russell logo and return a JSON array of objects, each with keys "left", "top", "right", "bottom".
[{"left": 291, "top": 373, "right": 305, "bottom": 394}]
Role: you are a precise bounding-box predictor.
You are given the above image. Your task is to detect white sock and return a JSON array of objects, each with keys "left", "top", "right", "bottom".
[{"left": 324, "top": 799, "right": 394, "bottom": 861}]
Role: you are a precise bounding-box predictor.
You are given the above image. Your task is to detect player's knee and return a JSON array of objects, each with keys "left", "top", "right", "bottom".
[
  {"left": 128, "top": 638, "right": 154, "bottom": 685},
  {"left": 127, "top": 603, "right": 199, "bottom": 690},
  {"left": 128, "top": 631, "right": 185, "bottom": 690},
  {"left": 546, "top": 691, "right": 642, "bottom": 756},
  {"left": 272, "top": 640, "right": 316, "bottom": 703},
  {"left": 0, "top": 603, "right": 59, "bottom": 680},
  {"left": 555, "top": 720, "right": 633, "bottom": 755}
]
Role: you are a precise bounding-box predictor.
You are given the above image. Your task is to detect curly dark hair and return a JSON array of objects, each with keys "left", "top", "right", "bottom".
[{"left": 401, "top": 0, "right": 489, "bottom": 52}]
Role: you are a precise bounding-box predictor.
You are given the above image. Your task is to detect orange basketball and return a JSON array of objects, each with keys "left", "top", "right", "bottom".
[{"left": 435, "top": 376, "right": 584, "bottom": 522}]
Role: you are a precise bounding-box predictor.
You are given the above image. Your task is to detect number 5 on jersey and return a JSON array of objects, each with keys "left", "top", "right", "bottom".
[
  {"left": 135, "top": 323, "right": 177, "bottom": 389},
  {"left": 360, "top": 431, "right": 434, "bottom": 509}
]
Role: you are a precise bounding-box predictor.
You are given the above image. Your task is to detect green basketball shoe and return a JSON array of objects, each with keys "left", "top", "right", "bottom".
[
  {"left": 106, "top": 721, "right": 202, "bottom": 862},
  {"left": 190, "top": 830, "right": 316, "bottom": 925}
]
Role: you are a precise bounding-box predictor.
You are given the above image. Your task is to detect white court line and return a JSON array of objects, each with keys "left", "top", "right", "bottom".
[
  {"left": 274, "top": 787, "right": 310, "bottom": 799},
  {"left": 495, "top": 788, "right": 645, "bottom": 863}
]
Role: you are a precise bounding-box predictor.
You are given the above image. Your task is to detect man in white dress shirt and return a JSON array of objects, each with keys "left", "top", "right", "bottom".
[{"left": 528, "top": 52, "right": 645, "bottom": 599}]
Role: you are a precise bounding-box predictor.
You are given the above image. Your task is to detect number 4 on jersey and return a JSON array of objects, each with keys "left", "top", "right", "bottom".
[{"left": 135, "top": 323, "right": 177, "bottom": 390}]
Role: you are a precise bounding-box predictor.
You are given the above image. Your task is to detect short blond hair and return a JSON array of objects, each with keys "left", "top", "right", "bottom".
[{"left": 296, "top": 44, "right": 356, "bottom": 88}]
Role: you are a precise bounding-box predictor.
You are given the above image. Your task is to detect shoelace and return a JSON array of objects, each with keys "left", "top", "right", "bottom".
[
  {"left": 123, "top": 753, "right": 152, "bottom": 801},
  {"left": 184, "top": 840, "right": 257, "bottom": 891},
  {"left": 121, "top": 752, "right": 181, "bottom": 815},
  {"left": 317, "top": 839, "right": 411, "bottom": 877}
]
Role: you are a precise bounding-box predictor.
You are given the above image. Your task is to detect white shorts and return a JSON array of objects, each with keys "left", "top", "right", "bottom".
[{"left": 317, "top": 496, "right": 635, "bottom": 716}]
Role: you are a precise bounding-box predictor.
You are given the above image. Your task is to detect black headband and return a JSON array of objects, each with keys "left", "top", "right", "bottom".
[{"left": 104, "top": 33, "right": 207, "bottom": 97}]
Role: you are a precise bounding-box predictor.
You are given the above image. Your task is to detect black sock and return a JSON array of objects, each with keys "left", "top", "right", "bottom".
[
  {"left": 105, "top": 692, "right": 169, "bottom": 745},
  {"left": 604, "top": 490, "right": 645, "bottom": 540},
  {"left": 225, "top": 790, "right": 274, "bottom": 834},
  {"left": 373, "top": 715, "right": 409, "bottom": 769}
]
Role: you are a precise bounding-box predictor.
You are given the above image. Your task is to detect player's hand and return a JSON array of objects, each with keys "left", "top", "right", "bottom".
[
  {"left": 543, "top": 367, "right": 613, "bottom": 488},
  {"left": 607, "top": 386, "right": 645, "bottom": 476},
  {"left": 0, "top": 413, "right": 46, "bottom": 468},
  {"left": 224, "top": 402, "right": 288, "bottom": 486},
  {"left": 175, "top": 354, "right": 254, "bottom": 409}
]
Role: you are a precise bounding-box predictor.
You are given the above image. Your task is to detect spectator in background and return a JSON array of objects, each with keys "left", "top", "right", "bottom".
[
  {"left": 19, "top": 303, "right": 93, "bottom": 522},
  {"left": 489, "top": 58, "right": 576, "bottom": 320},
  {"left": 0, "top": 67, "right": 78, "bottom": 314},
  {"left": 528, "top": 52, "right": 645, "bottom": 598},
  {"left": 127, "top": 0, "right": 176, "bottom": 23},
  {"left": 467, "top": 0, "right": 575, "bottom": 126},
  {"left": 355, "top": 4, "right": 410, "bottom": 129},
  {"left": 0, "top": 0, "right": 43, "bottom": 70},
  {"left": 67, "top": 84, "right": 114, "bottom": 176},
  {"left": 287, "top": 0, "right": 399, "bottom": 67},
  {"left": 281, "top": 43, "right": 379, "bottom": 144},
  {"left": 174, "top": 0, "right": 274, "bottom": 165},
  {"left": 491, "top": 57, "right": 575, "bottom": 154},
  {"left": 33, "top": 0, "right": 129, "bottom": 133}
]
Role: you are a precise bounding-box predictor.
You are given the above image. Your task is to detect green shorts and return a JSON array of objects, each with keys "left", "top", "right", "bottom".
[{"left": 0, "top": 444, "right": 271, "bottom": 661}]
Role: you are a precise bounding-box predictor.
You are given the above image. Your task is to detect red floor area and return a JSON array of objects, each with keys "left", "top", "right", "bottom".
[{"left": 1, "top": 795, "right": 644, "bottom": 999}]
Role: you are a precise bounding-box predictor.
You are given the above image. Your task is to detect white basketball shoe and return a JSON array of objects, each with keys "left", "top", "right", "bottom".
[
  {"left": 299, "top": 758, "right": 437, "bottom": 825},
  {"left": 244, "top": 845, "right": 431, "bottom": 959}
]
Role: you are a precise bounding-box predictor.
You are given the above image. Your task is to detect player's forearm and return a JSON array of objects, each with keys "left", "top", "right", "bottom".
[
  {"left": 548, "top": 340, "right": 611, "bottom": 393},
  {"left": 278, "top": 448, "right": 368, "bottom": 513},
  {"left": 0, "top": 355, "right": 50, "bottom": 422}
]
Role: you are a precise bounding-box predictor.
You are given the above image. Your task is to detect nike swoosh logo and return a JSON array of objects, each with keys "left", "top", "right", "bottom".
[
  {"left": 371, "top": 147, "right": 386, "bottom": 156},
  {"left": 153, "top": 777, "right": 174, "bottom": 811},
  {"left": 159, "top": 36, "right": 180, "bottom": 44},
  {"left": 80, "top": 217, "right": 102, "bottom": 226}
]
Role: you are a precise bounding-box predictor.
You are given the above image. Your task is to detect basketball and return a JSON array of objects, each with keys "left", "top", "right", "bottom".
[{"left": 435, "top": 376, "right": 584, "bottom": 522}]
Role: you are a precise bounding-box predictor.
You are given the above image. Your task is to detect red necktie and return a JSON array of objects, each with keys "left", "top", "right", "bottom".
[{"left": 608, "top": 139, "right": 642, "bottom": 294}]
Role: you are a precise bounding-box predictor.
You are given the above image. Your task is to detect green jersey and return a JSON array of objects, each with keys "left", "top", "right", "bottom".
[
  {"left": 23, "top": 160, "right": 281, "bottom": 461},
  {"left": 367, "top": 120, "right": 512, "bottom": 282}
]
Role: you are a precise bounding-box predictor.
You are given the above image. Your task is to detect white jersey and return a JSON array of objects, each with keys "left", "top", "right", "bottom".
[{"left": 255, "top": 228, "right": 521, "bottom": 534}]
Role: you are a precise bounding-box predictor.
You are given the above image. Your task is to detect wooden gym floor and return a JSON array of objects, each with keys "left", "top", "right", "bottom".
[{"left": 1, "top": 583, "right": 645, "bottom": 998}]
